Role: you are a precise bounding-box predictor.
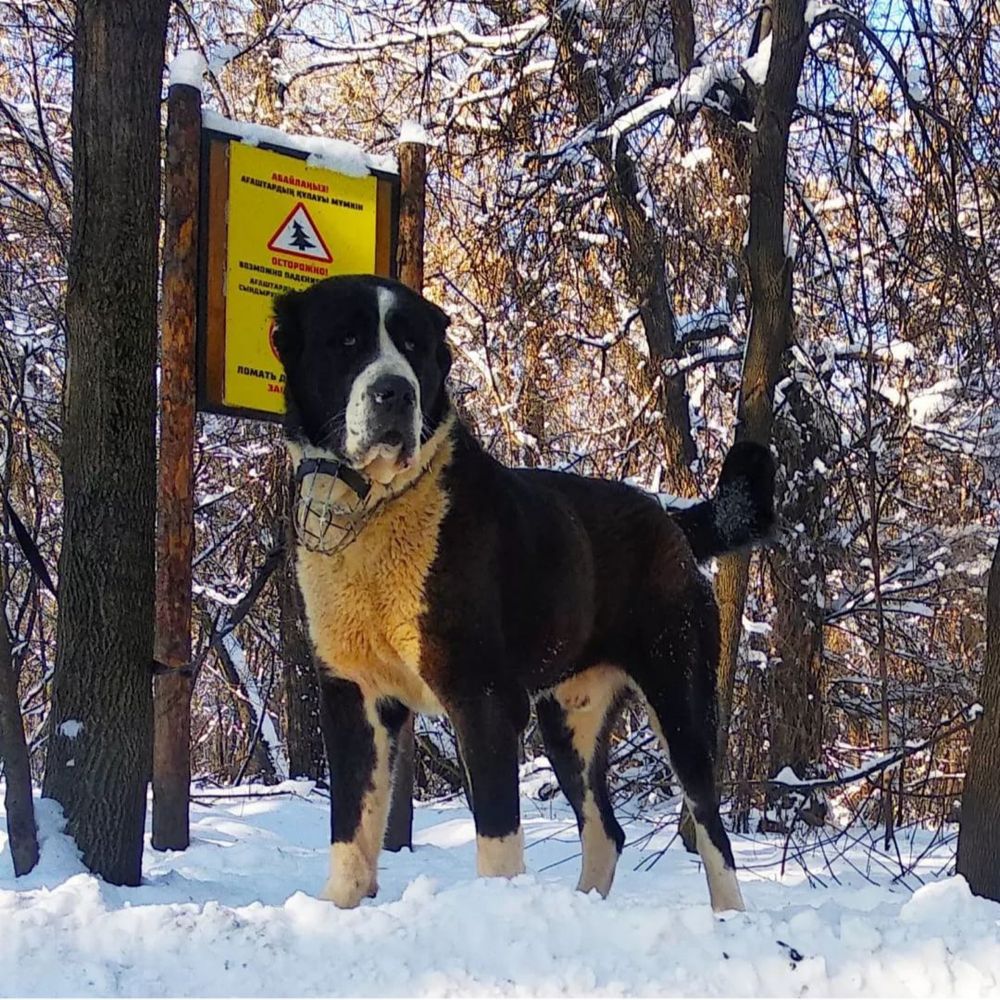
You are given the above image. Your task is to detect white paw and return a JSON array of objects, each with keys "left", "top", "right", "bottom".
[
  {"left": 320, "top": 842, "right": 379, "bottom": 907},
  {"left": 318, "top": 872, "right": 378, "bottom": 909},
  {"left": 576, "top": 866, "right": 616, "bottom": 898}
]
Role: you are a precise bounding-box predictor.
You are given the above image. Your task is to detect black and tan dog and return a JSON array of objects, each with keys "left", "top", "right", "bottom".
[{"left": 273, "top": 274, "right": 774, "bottom": 912}]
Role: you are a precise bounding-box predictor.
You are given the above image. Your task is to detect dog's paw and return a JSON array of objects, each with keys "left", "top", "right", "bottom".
[
  {"left": 321, "top": 842, "right": 379, "bottom": 907},
  {"left": 319, "top": 872, "right": 378, "bottom": 908}
]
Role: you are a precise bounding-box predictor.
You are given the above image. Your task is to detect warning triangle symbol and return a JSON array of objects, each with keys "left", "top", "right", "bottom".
[{"left": 267, "top": 202, "right": 333, "bottom": 262}]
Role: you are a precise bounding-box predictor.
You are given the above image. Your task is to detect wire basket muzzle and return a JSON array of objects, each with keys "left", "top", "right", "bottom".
[{"left": 293, "top": 470, "right": 359, "bottom": 555}]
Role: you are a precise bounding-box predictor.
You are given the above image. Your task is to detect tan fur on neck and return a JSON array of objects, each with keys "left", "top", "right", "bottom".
[{"left": 291, "top": 415, "right": 455, "bottom": 714}]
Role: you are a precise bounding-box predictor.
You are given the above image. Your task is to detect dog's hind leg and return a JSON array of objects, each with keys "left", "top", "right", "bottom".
[
  {"left": 316, "top": 672, "right": 404, "bottom": 908},
  {"left": 632, "top": 606, "right": 745, "bottom": 913},
  {"left": 537, "top": 665, "right": 628, "bottom": 897},
  {"left": 448, "top": 684, "right": 530, "bottom": 879}
]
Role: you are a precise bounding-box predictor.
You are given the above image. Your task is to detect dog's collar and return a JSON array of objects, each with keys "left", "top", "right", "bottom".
[{"left": 293, "top": 456, "right": 371, "bottom": 502}]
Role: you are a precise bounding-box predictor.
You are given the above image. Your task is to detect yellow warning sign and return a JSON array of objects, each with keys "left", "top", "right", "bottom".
[{"left": 222, "top": 142, "right": 379, "bottom": 415}]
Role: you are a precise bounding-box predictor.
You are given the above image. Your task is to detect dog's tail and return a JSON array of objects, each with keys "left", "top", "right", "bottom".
[{"left": 670, "top": 442, "right": 776, "bottom": 562}]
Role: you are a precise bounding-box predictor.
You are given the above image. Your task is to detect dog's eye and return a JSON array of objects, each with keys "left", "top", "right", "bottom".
[
  {"left": 403, "top": 339, "right": 416, "bottom": 353},
  {"left": 343, "top": 336, "right": 357, "bottom": 347}
]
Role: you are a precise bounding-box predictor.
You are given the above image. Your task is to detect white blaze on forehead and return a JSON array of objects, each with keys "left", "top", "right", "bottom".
[{"left": 344, "top": 285, "right": 421, "bottom": 462}]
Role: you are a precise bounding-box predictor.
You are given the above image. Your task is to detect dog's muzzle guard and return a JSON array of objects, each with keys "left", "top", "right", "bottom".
[
  {"left": 293, "top": 457, "right": 373, "bottom": 555},
  {"left": 292, "top": 454, "right": 430, "bottom": 556}
]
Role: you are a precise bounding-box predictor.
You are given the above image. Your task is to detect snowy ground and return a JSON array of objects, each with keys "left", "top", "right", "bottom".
[{"left": 2, "top": 771, "right": 1000, "bottom": 997}]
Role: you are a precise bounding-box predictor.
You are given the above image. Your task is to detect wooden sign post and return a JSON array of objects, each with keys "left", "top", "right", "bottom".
[
  {"left": 383, "top": 135, "right": 428, "bottom": 853},
  {"left": 153, "top": 77, "right": 201, "bottom": 852},
  {"left": 152, "top": 61, "right": 405, "bottom": 850}
]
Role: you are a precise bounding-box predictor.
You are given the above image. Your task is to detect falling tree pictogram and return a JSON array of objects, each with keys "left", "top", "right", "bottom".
[{"left": 289, "top": 219, "right": 315, "bottom": 252}]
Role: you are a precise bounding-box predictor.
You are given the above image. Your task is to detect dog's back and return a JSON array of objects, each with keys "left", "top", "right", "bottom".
[
  {"left": 427, "top": 426, "right": 775, "bottom": 696},
  {"left": 515, "top": 438, "right": 774, "bottom": 567}
]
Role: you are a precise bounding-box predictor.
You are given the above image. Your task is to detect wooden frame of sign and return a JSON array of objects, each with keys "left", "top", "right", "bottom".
[{"left": 197, "top": 128, "right": 400, "bottom": 423}]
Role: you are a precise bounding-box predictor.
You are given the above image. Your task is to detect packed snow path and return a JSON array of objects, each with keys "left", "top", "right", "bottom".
[{"left": 2, "top": 778, "right": 999, "bottom": 997}]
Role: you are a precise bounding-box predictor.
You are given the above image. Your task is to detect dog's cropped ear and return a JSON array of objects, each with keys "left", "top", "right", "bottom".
[
  {"left": 424, "top": 298, "right": 453, "bottom": 379},
  {"left": 272, "top": 290, "right": 304, "bottom": 367},
  {"left": 424, "top": 298, "right": 451, "bottom": 337},
  {"left": 436, "top": 338, "right": 453, "bottom": 381}
]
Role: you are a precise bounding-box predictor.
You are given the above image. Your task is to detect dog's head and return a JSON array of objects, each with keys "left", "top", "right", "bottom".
[{"left": 273, "top": 275, "right": 452, "bottom": 483}]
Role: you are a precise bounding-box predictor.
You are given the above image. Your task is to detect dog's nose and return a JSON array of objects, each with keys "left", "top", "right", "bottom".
[{"left": 368, "top": 375, "right": 415, "bottom": 413}]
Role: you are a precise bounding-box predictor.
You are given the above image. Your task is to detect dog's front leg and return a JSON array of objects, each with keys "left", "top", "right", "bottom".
[
  {"left": 316, "top": 671, "right": 397, "bottom": 907},
  {"left": 448, "top": 686, "right": 529, "bottom": 879}
]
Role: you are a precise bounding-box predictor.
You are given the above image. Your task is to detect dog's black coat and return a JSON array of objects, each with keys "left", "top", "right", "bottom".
[{"left": 274, "top": 274, "right": 775, "bottom": 909}]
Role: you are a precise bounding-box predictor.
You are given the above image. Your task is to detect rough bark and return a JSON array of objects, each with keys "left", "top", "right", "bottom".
[
  {"left": 42, "top": 0, "right": 170, "bottom": 886},
  {"left": 714, "top": 0, "right": 809, "bottom": 774},
  {"left": 668, "top": 0, "right": 696, "bottom": 74},
  {"left": 766, "top": 382, "right": 827, "bottom": 778},
  {"left": 396, "top": 141, "right": 427, "bottom": 291},
  {"left": 0, "top": 564, "right": 38, "bottom": 876},
  {"left": 252, "top": 0, "right": 284, "bottom": 116},
  {"left": 957, "top": 539, "right": 1000, "bottom": 900},
  {"left": 283, "top": 637, "right": 325, "bottom": 780},
  {"left": 152, "top": 80, "right": 201, "bottom": 852}
]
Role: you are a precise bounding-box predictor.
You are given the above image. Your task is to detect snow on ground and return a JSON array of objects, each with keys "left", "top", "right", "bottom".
[{"left": 2, "top": 776, "right": 1000, "bottom": 997}]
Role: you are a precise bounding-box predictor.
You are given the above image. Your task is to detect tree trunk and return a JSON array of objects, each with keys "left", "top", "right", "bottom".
[
  {"left": 42, "top": 0, "right": 170, "bottom": 886},
  {"left": 715, "top": 552, "right": 752, "bottom": 767},
  {"left": 957, "top": 538, "right": 1000, "bottom": 899},
  {"left": 766, "top": 381, "right": 827, "bottom": 779},
  {"left": 283, "top": 636, "right": 324, "bottom": 780},
  {"left": 0, "top": 564, "right": 39, "bottom": 876},
  {"left": 668, "top": 0, "right": 696, "bottom": 75},
  {"left": 714, "top": 0, "right": 809, "bottom": 776},
  {"left": 280, "top": 499, "right": 325, "bottom": 781}
]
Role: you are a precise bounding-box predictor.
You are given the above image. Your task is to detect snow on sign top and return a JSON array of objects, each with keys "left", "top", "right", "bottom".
[
  {"left": 202, "top": 109, "right": 397, "bottom": 177},
  {"left": 168, "top": 50, "right": 208, "bottom": 91},
  {"left": 399, "top": 120, "right": 435, "bottom": 146}
]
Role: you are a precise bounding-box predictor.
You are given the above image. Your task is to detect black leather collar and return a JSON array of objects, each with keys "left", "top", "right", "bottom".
[{"left": 293, "top": 456, "right": 372, "bottom": 502}]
